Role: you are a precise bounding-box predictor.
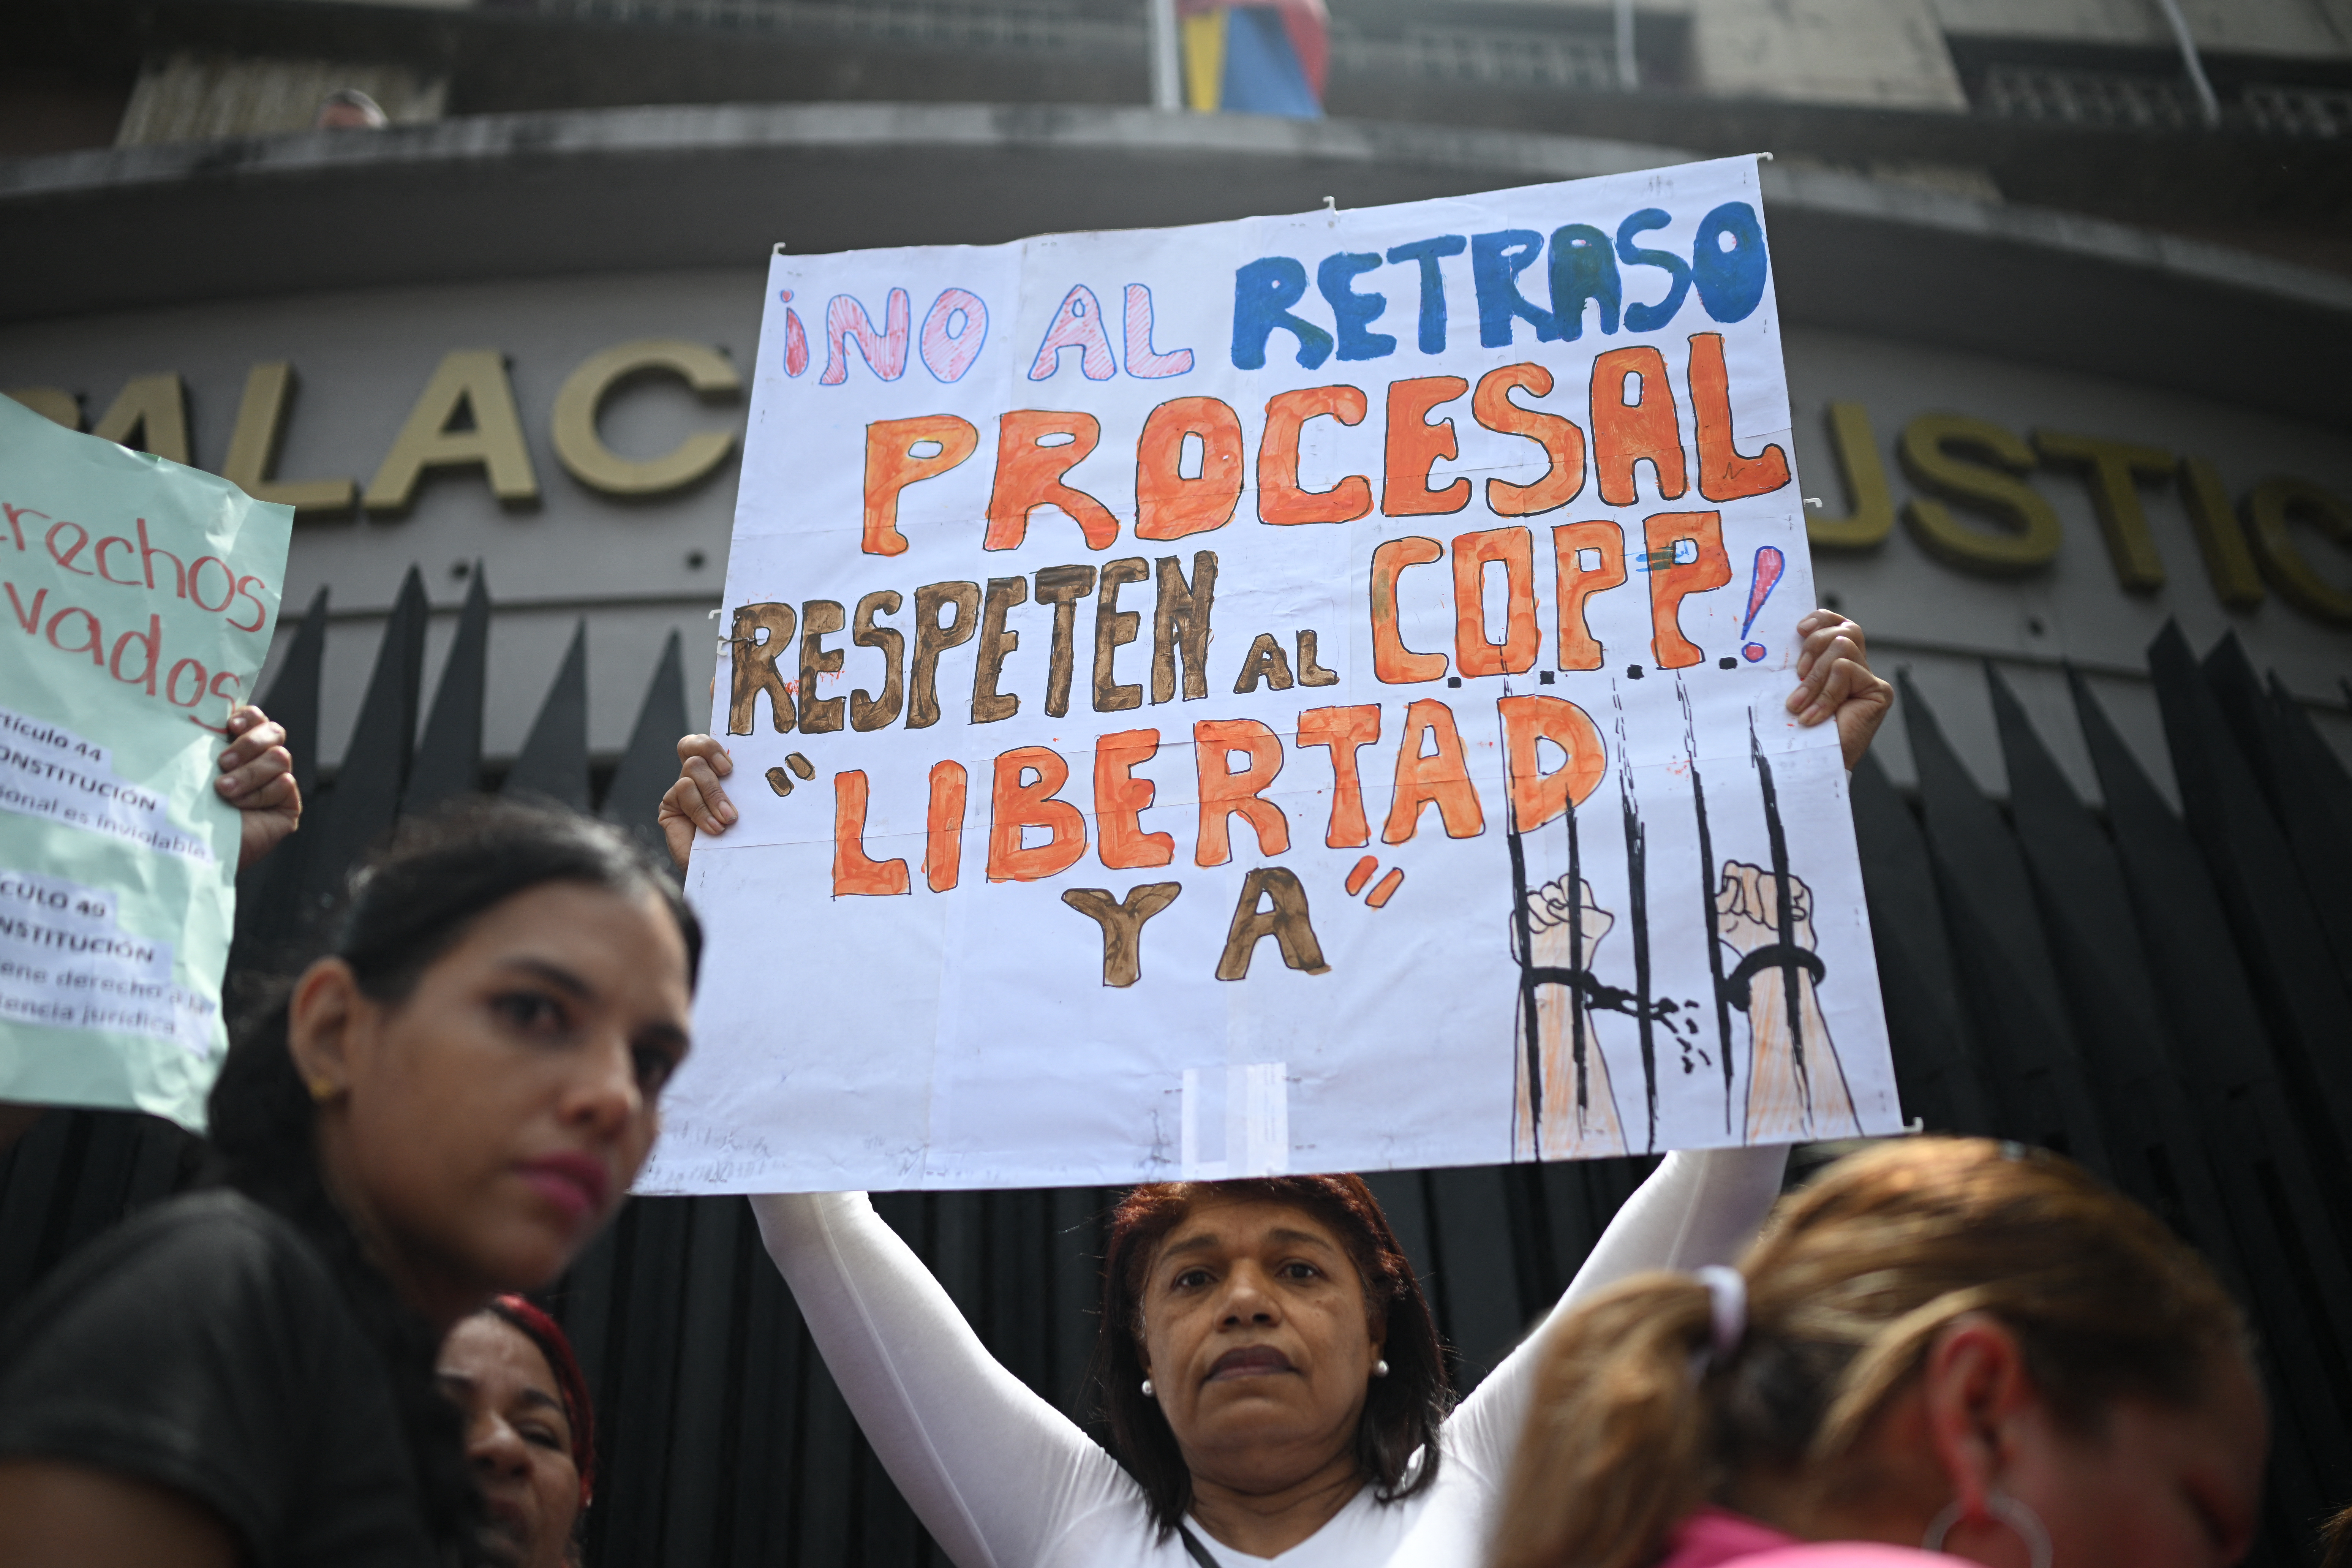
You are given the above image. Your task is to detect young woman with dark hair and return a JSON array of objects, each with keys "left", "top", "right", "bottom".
[
  {"left": 665, "top": 614, "right": 1891, "bottom": 1566},
  {"left": 0, "top": 798, "right": 698, "bottom": 1568},
  {"left": 438, "top": 1295, "right": 597, "bottom": 1568},
  {"left": 1491, "top": 1138, "right": 2264, "bottom": 1568}
]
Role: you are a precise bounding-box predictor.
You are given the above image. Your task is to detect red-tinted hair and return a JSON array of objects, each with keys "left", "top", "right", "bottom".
[
  {"left": 1090, "top": 1175, "right": 1451, "bottom": 1534},
  {"left": 485, "top": 1295, "right": 596, "bottom": 1508}
]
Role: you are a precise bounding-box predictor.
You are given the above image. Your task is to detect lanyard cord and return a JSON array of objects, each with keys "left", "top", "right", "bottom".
[{"left": 1176, "top": 1523, "right": 1224, "bottom": 1568}]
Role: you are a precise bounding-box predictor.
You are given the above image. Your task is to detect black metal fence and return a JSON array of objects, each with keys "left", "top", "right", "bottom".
[{"left": 1, "top": 569, "right": 2347, "bottom": 1565}]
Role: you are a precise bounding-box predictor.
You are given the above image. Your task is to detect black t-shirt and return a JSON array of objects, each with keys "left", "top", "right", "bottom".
[{"left": 0, "top": 1189, "right": 440, "bottom": 1567}]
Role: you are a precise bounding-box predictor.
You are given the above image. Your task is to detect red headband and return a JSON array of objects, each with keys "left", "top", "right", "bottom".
[{"left": 486, "top": 1295, "right": 596, "bottom": 1509}]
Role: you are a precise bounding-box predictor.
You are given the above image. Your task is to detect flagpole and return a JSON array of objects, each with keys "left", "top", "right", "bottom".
[{"left": 1149, "top": 0, "right": 1183, "bottom": 110}]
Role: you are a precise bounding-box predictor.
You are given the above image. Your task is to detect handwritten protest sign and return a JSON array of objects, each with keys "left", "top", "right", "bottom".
[
  {"left": 651, "top": 155, "right": 1898, "bottom": 1194},
  {"left": 0, "top": 394, "right": 290, "bottom": 1129}
]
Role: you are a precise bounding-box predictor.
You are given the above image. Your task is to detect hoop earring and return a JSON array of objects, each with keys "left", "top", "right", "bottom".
[{"left": 1922, "top": 1490, "right": 2052, "bottom": 1568}]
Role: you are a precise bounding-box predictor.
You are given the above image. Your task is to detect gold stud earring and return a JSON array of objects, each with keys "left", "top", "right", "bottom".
[{"left": 307, "top": 1076, "right": 338, "bottom": 1103}]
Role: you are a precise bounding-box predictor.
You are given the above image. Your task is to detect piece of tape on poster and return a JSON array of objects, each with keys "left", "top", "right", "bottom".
[{"left": 1181, "top": 1062, "right": 1290, "bottom": 1180}]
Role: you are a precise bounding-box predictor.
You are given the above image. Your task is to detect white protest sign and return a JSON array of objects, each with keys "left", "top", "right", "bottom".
[{"left": 649, "top": 155, "right": 1899, "bottom": 1194}]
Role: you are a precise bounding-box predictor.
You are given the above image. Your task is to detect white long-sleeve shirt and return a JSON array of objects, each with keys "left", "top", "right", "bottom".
[{"left": 751, "top": 1145, "right": 1785, "bottom": 1568}]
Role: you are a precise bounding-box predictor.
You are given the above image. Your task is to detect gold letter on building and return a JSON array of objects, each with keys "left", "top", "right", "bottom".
[
  {"left": 550, "top": 339, "right": 741, "bottom": 496},
  {"left": 91, "top": 374, "right": 191, "bottom": 465},
  {"left": 3, "top": 388, "right": 80, "bottom": 430},
  {"left": 1897, "top": 414, "right": 2061, "bottom": 576},
  {"left": 2243, "top": 477, "right": 2352, "bottom": 626},
  {"left": 364, "top": 350, "right": 539, "bottom": 513},
  {"left": 223, "top": 362, "right": 355, "bottom": 516},
  {"left": 1806, "top": 400, "right": 1893, "bottom": 552},
  {"left": 2033, "top": 428, "right": 2172, "bottom": 593},
  {"left": 2177, "top": 457, "right": 2264, "bottom": 609}
]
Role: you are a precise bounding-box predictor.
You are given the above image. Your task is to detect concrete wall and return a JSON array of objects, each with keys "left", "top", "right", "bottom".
[{"left": 1691, "top": 0, "right": 1968, "bottom": 107}]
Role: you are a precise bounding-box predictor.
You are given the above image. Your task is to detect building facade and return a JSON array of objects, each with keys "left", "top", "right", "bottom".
[{"left": 3, "top": 3, "right": 2350, "bottom": 1563}]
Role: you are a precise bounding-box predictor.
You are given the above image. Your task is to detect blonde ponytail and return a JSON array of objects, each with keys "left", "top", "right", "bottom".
[
  {"left": 1494, "top": 1139, "right": 2248, "bottom": 1568},
  {"left": 1491, "top": 1272, "right": 1721, "bottom": 1568}
]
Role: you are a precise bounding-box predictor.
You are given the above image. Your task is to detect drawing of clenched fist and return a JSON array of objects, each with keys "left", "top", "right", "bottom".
[
  {"left": 1715, "top": 861, "right": 1856, "bottom": 1142},
  {"left": 1714, "top": 859, "right": 1815, "bottom": 957},
  {"left": 1524, "top": 872, "right": 1615, "bottom": 959},
  {"left": 1513, "top": 874, "right": 1626, "bottom": 1160}
]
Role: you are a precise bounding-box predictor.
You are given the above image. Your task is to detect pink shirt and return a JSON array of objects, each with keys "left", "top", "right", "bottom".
[{"left": 1657, "top": 1508, "right": 1953, "bottom": 1568}]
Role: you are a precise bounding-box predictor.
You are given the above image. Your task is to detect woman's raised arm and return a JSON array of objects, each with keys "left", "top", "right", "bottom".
[
  {"left": 1380, "top": 1146, "right": 1789, "bottom": 1566},
  {"left": 1443, "top": 1144, "right": 1788, "bottom": 1467},
  {"left": 750, "top": 1192, "right": 1138, "bottom": 1568}
]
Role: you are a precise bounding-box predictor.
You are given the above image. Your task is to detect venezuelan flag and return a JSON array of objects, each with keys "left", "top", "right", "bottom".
[{"left": 1179, "top": 0, "right": 1328, "bottom": 118}]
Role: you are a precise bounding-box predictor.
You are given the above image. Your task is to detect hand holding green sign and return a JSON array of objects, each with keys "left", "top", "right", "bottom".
[{"left": 0, "top": 393, "right": 293, "bottom": 1130}]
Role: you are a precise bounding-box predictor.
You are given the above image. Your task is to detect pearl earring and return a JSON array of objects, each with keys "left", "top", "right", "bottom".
[
  {"left": 1372, "top": 1359, "right": 1390, "bottom": 1378},
  {"left": 1140, "top": 1378, "right": 1155, "bottom": 1397}
]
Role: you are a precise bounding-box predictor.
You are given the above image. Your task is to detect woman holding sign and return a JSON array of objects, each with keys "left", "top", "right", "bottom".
[
  {"left": 0, "top": 799, "right": 696, "bottom": 1568},
  {"left": 662, "top": 612, "right": 1889, "bottom": 1567}
]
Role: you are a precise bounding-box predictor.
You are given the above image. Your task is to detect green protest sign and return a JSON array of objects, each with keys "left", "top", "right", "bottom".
[{"left": 0, "top": 393, "right": 292, "bottom": 1129}]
